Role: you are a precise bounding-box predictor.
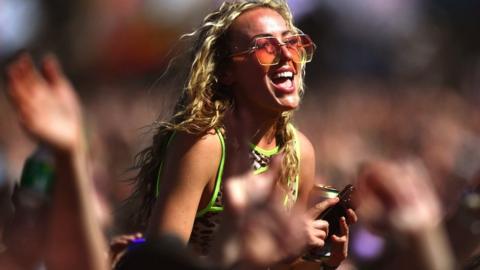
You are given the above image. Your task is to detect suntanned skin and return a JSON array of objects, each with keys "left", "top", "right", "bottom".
[
  {"left": 146, "top": 127, "right": 317, "bottom": 244},
  {"left": 146, "top": 7, "right": 356, "bottom": 269},
  {"left": 6, "top": 54, "right": 108, "bottom": 270},
  {"left": 146, "top": 131, "right": 222, "bottom": 241},
  {"left": 2, "top": 6, "right": 355, "bottom": 270},
  {"left": 146, "top": 7, "right": 317, "bottom": 244}
]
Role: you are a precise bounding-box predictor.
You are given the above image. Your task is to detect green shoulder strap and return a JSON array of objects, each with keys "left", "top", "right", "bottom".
[
  {"left": 154, "top": 129, "right": 226, "bottom": 217},
  {"left": 196, "top": 129, "right": 225, "bottom": 217}
]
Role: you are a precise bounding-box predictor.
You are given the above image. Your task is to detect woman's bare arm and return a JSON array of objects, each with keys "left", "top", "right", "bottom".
[
  {"left": 292, "top": 131, "right": 357, "bottom": 269},
  {"left": 6, "top": 53, "right": 108, "bottom": 270},
  {"left": 296, "top": 131, "right": 316, "bottom": 211},
  {"left": 146, "top": 131, "right": 221, "bottom": 243}
]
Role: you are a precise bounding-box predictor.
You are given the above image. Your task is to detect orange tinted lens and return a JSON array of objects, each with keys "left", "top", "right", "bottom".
[
  {"left": 299, "top": 35, "right": 314, "bottom": 62},
  {"left": 285, "top": 36, "right": 303, "bottom": 63},
  {"left": 287, "top": 47, "right": 302, "bottom": 64},
  {"left": 254, "top": 35, "right": 315, "bottom": 65},
  {"left": 286, "top": 35, "right": 315, "bottom": 64},
  {"left": 255, "top": 38, "right": 278, "bottom": 65}
]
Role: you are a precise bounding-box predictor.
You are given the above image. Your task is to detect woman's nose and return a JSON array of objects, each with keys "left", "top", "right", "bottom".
[{"left": 279, "top": 44, "right": 293, "bottom": 62}]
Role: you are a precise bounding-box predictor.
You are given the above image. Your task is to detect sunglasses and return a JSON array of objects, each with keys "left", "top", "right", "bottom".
[{"left": 230, "top": 34, "right": 316, "bottom": 66}]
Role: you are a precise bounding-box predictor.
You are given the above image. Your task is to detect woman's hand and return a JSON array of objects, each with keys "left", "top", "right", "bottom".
[
  {"left": 110, "top": 233, "right": 143, "bottom": 267},
  {"left": 6, "top": 53, "right": 83, "bottom": 153},
  {"left": 304, "top": 197, "right": 338, "bottom": 249},
  {"left": 324, "top": 208, "right": 357, "bottom": 268},
  {"left": 303, "top": 197, "right": 357, "bottom": 268}
]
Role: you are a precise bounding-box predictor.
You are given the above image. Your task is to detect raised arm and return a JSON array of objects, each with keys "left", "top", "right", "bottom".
[
  {"left": 357, "top": 160, "right": 455, "bottom": 270},
  {"left": 5, "top": 53, "right": 108, "bottom": 270}
]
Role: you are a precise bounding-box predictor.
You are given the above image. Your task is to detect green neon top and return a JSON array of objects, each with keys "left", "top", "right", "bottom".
[{"left": 155, "top": 125, "right": 300, "bottom": 217}]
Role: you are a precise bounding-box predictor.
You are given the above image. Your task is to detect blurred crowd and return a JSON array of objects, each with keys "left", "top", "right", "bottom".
[{"left": 1, "top": 0, "right": 480, "bottom": 269}]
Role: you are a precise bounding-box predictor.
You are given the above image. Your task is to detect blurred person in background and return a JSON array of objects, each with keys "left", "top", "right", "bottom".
[
  {"left": 125, "top": 0, "right": 356, "bottom": 269},
  {"left": 356, "top": 159, "right": 456, "bottom": 270},
  {"left": 3, "top": 54, "right": 108, "bottom": 270}
]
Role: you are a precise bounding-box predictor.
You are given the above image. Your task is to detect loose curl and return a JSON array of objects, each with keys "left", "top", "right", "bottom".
[{"left": 127, "top": 0, "right": 307, "bottom": 229}]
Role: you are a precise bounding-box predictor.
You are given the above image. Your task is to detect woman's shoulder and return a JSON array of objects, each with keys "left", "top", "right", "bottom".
[
  {"left": 160, "top": 128, "right": 224, "bottom": 185},
  {"left": 168, "top": 129, "right": 223, "bottom": 157},
  {"left": 292, "top": 128, "right": 315, "bottom": 161}
]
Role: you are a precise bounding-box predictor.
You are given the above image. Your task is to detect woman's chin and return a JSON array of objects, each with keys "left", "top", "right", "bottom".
[{"left": 277, "top": 95, "right": 300, "bottom": 111}]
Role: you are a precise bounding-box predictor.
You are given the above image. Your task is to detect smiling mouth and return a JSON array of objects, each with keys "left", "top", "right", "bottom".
[{"left": 270, "top": 71, "right": 294, "bottom": 92}]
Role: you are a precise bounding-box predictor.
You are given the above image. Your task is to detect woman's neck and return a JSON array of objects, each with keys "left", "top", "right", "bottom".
[
  {"left": 234, "top": 106, "right": 280, "bottom": 150},
  {"left": 250, "top": 118, "right": 278, "bottom": 150}
]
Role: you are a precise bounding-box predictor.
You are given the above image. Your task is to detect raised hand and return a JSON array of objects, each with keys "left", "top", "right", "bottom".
[
  {"left": 6, "top": 53, "right": 83, "bottom": 152},
  {"left": 212, "top": 107, "right": 308, "bottom": 269},
  {"left": 224, "top": 159, "right": 307, "bottom": 267},
  {"left": 356, "top": 160, "right": 441, "bottom": 235},
  {"left": 356, "top": 159, "right": 456, "bottom": 270}
]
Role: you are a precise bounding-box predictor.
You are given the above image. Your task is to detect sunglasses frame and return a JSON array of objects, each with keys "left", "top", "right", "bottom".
[{"left": 230, "top": 33, "right": 316, "bottom": 66}]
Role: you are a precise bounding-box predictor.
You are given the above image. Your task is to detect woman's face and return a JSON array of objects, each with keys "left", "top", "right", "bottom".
[{"left": 227, "top": 8, "right": 302, "bottom": 115}]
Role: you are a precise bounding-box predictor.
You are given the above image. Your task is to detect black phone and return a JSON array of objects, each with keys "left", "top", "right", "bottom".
[{"left": 317, "top": 184, "right": 356, "bottom": 239}]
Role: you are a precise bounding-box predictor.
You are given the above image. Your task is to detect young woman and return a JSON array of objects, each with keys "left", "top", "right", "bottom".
[{"left": 127, "top": 0, "right": 356, "bottom": 268}]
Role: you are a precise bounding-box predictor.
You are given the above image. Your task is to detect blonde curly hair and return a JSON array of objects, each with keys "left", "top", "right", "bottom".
[{"left": 128, "top": 0, "right": 308, "bottom": 229}]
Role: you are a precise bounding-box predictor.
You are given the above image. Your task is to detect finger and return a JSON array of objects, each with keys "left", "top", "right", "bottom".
[
  {"left": 123, "top": 235, "right": 138, "bottom": 241},
  {"left": 6, "top": 67, "right": 25, "bottom": 103},
  {"left": 7, "top": 76, "right": 36, "bottom": 125},
  {"left": 12, "top": 55, "right": 47, "bottom": 109},
  {"left": 327, "top": 233, "right": 348, "bottom": 266},
  {"left": 311, "top": 219, "right": 329, "bottom": 230},
  {"left": 346, "top": 208, "right": 358, "bottom": 224},
  {"left": 224, "top": 174, "right": 248, "bottom": 216},
  {"left": 307, "top": 197, "right": 339, "bottom": 219},
  {"left": 6, "top": 59, "right": 30, "bottom": 99},
  {"left": 7, "top": 83, "right": 36, "bottom": 113},
  {"left": 336, "top": 217, "right": 348, "bottom": 237},
  {"left": 41, "top": 54, "right": 65, "bottom": 86},
  {"left": 17, "top": 54, "right": 44, "bottom": 93},
  {"left": 309, "top": 238, "right": 325, "bottom": 248},
  {"left": 311, "top": 228, "right": 327, "bottom": 239},
  {"left": 112, "top": 239, "right": 129, "bottom": 246}
]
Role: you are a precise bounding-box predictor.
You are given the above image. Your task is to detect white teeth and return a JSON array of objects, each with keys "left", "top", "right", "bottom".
[{"left": 273, "top": 71, "right": 293, "bottom": 79}]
